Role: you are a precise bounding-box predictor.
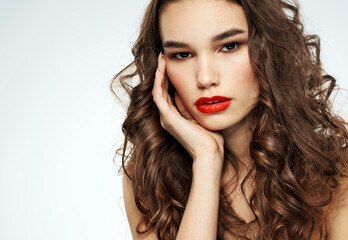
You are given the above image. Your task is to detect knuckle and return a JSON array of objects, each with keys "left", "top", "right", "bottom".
[
  {"left": 152, "top": 95, "right": 158, "bottom": 103},
  {"left": 160, "top": 120, "right": 167, "bottom": 129}
]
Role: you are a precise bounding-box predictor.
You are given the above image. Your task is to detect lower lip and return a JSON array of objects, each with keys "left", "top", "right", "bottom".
[{"left": 196, "top": 100, "right": 232, "bottom": 113}]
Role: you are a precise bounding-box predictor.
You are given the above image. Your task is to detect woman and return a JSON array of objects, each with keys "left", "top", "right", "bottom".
[{"left": 112, "top": 0, "right": 348, "bottom": 239}]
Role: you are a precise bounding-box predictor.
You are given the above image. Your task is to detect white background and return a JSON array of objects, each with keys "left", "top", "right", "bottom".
[{"left": 0, "top": 1, "right": 347, "bottom": 239}]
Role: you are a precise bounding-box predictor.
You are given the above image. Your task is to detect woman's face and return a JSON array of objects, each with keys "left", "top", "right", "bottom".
[{"left": 159, "top": 0, "right": 259, "bottom": 131}]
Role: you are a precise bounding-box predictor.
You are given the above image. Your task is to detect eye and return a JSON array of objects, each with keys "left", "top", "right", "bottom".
[
  {"left": 172, "top": 52, "right": 193, "bottom": 60},
  {"left": 220, "top": 42, "right": 240, "bottom": 53}
]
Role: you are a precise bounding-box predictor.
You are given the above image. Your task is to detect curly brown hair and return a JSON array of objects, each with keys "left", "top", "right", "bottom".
[{"left": 111, "top": 0, "right": 348, "bottom": 239}]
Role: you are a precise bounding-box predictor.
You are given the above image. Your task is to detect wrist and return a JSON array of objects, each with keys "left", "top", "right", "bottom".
[{"left": 192, "top": 154, "right": 224, "bottom": 178}]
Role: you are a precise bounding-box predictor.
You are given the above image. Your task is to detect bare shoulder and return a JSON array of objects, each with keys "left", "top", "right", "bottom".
[
  {"left": 122, "top": 173, "right": 158, "bottom": 240},
  {"left": 325, "top": 174, "right": 348, "bottom": 240}
]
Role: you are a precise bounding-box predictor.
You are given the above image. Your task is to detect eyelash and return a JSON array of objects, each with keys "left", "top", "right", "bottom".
[
  {"left": 170, "top": 42, "right": 240, "bottom": 60},
  {"left": 220, "top": 42, "right": 240, "bottom": 53}
]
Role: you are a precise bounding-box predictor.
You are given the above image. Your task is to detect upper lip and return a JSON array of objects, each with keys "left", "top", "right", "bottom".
[{"left": 195, "top": 95, "right": 232, "bottom": 106}]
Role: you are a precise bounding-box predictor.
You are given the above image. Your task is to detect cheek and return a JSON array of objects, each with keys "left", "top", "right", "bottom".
[
  {"left": 166, "top": 63, "right": 191, "bottom": 95},
  {"left": 241, "top": 73, "right": 259, "bottom": 106},
  {"left": 245, "top": 65, "right": 260, "bottom": 98},
  {"left": 232, "top": 57, "right": 259, "bottom": 96},
  {"left": 166, "top": 63, "right": 197, "bottom": 111}
]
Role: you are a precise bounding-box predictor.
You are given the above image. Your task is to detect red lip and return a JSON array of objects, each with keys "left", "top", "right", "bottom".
[{"left": 195, "top": 96, "right": 232, "bottom": 113}]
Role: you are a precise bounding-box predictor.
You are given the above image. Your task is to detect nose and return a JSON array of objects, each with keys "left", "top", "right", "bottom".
[{"left": 195, "top": 55, "right": 220, "bottom": 89}]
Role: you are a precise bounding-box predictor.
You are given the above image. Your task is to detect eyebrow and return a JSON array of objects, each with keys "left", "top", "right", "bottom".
[
  {"left": 163, "top": 28, "right": 245, "bottom": 49},
  {"left": 212, "top": 28, "right": 245, "bottom": 42}
]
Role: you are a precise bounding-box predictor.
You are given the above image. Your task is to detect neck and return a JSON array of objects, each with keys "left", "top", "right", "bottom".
[{"left": 221, "top": 115, "right": 253, "bottom": 170}]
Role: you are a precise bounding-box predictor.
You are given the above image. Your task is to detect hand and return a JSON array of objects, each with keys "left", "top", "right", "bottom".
[{"left": 152, "top": 53, "right": 225, "bottom": 170}]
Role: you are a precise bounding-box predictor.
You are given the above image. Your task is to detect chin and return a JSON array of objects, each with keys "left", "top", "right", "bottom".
[
  {"left": 196, "top": 118, "right": 239, "bottom": 131},
  {"left": 193, "top": 110, "right": 252, "bottom": 132}
]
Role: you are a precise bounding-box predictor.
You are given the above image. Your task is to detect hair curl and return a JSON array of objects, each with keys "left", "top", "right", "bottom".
[{"left": 111, "top": 0, "right": 348, "bottom": 239}]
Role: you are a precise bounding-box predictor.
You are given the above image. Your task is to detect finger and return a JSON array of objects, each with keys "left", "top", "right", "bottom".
[
  {"left": 159, "top": 57, "right": 172, "bottom": 104},
  {"left": 152, "top": 54, "right": 168, "bottom": 110},
  {"left": 174, "top": 92, "right": 195, "bottom": 121},
  {"left": 163, "top": 72, "right": 169, "bottom": 93},
  {"left": 159, "top": 54, "right": 170, "bottom": 102},
  {"left": 157, "top": 56, "right": 173, "bottom": 105},
  {"left": 157, "top": 52, "right": 166, "bottom": 79},
  {"left": 163, "top": 74, "right": 172, "bottom": 104},
  {"left": 153, "top": 53, "right": 175, "bottom": 112}
]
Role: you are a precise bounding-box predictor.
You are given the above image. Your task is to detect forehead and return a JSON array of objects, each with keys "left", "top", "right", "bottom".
[{"left": 159, "top": 0, "right": 248, "bottom": 41}]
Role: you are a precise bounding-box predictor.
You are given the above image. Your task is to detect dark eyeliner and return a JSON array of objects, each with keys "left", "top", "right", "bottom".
[
  {"left": 171, "top": 52, "right": 192, "bottom": 60},
  {"left": 219, "top": 42, "right": 240, "bottom": 53}
]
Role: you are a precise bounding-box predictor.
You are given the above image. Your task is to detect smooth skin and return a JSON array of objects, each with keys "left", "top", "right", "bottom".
[{"left": 123, "top": 0, "right": 348, "bottom": 239}]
